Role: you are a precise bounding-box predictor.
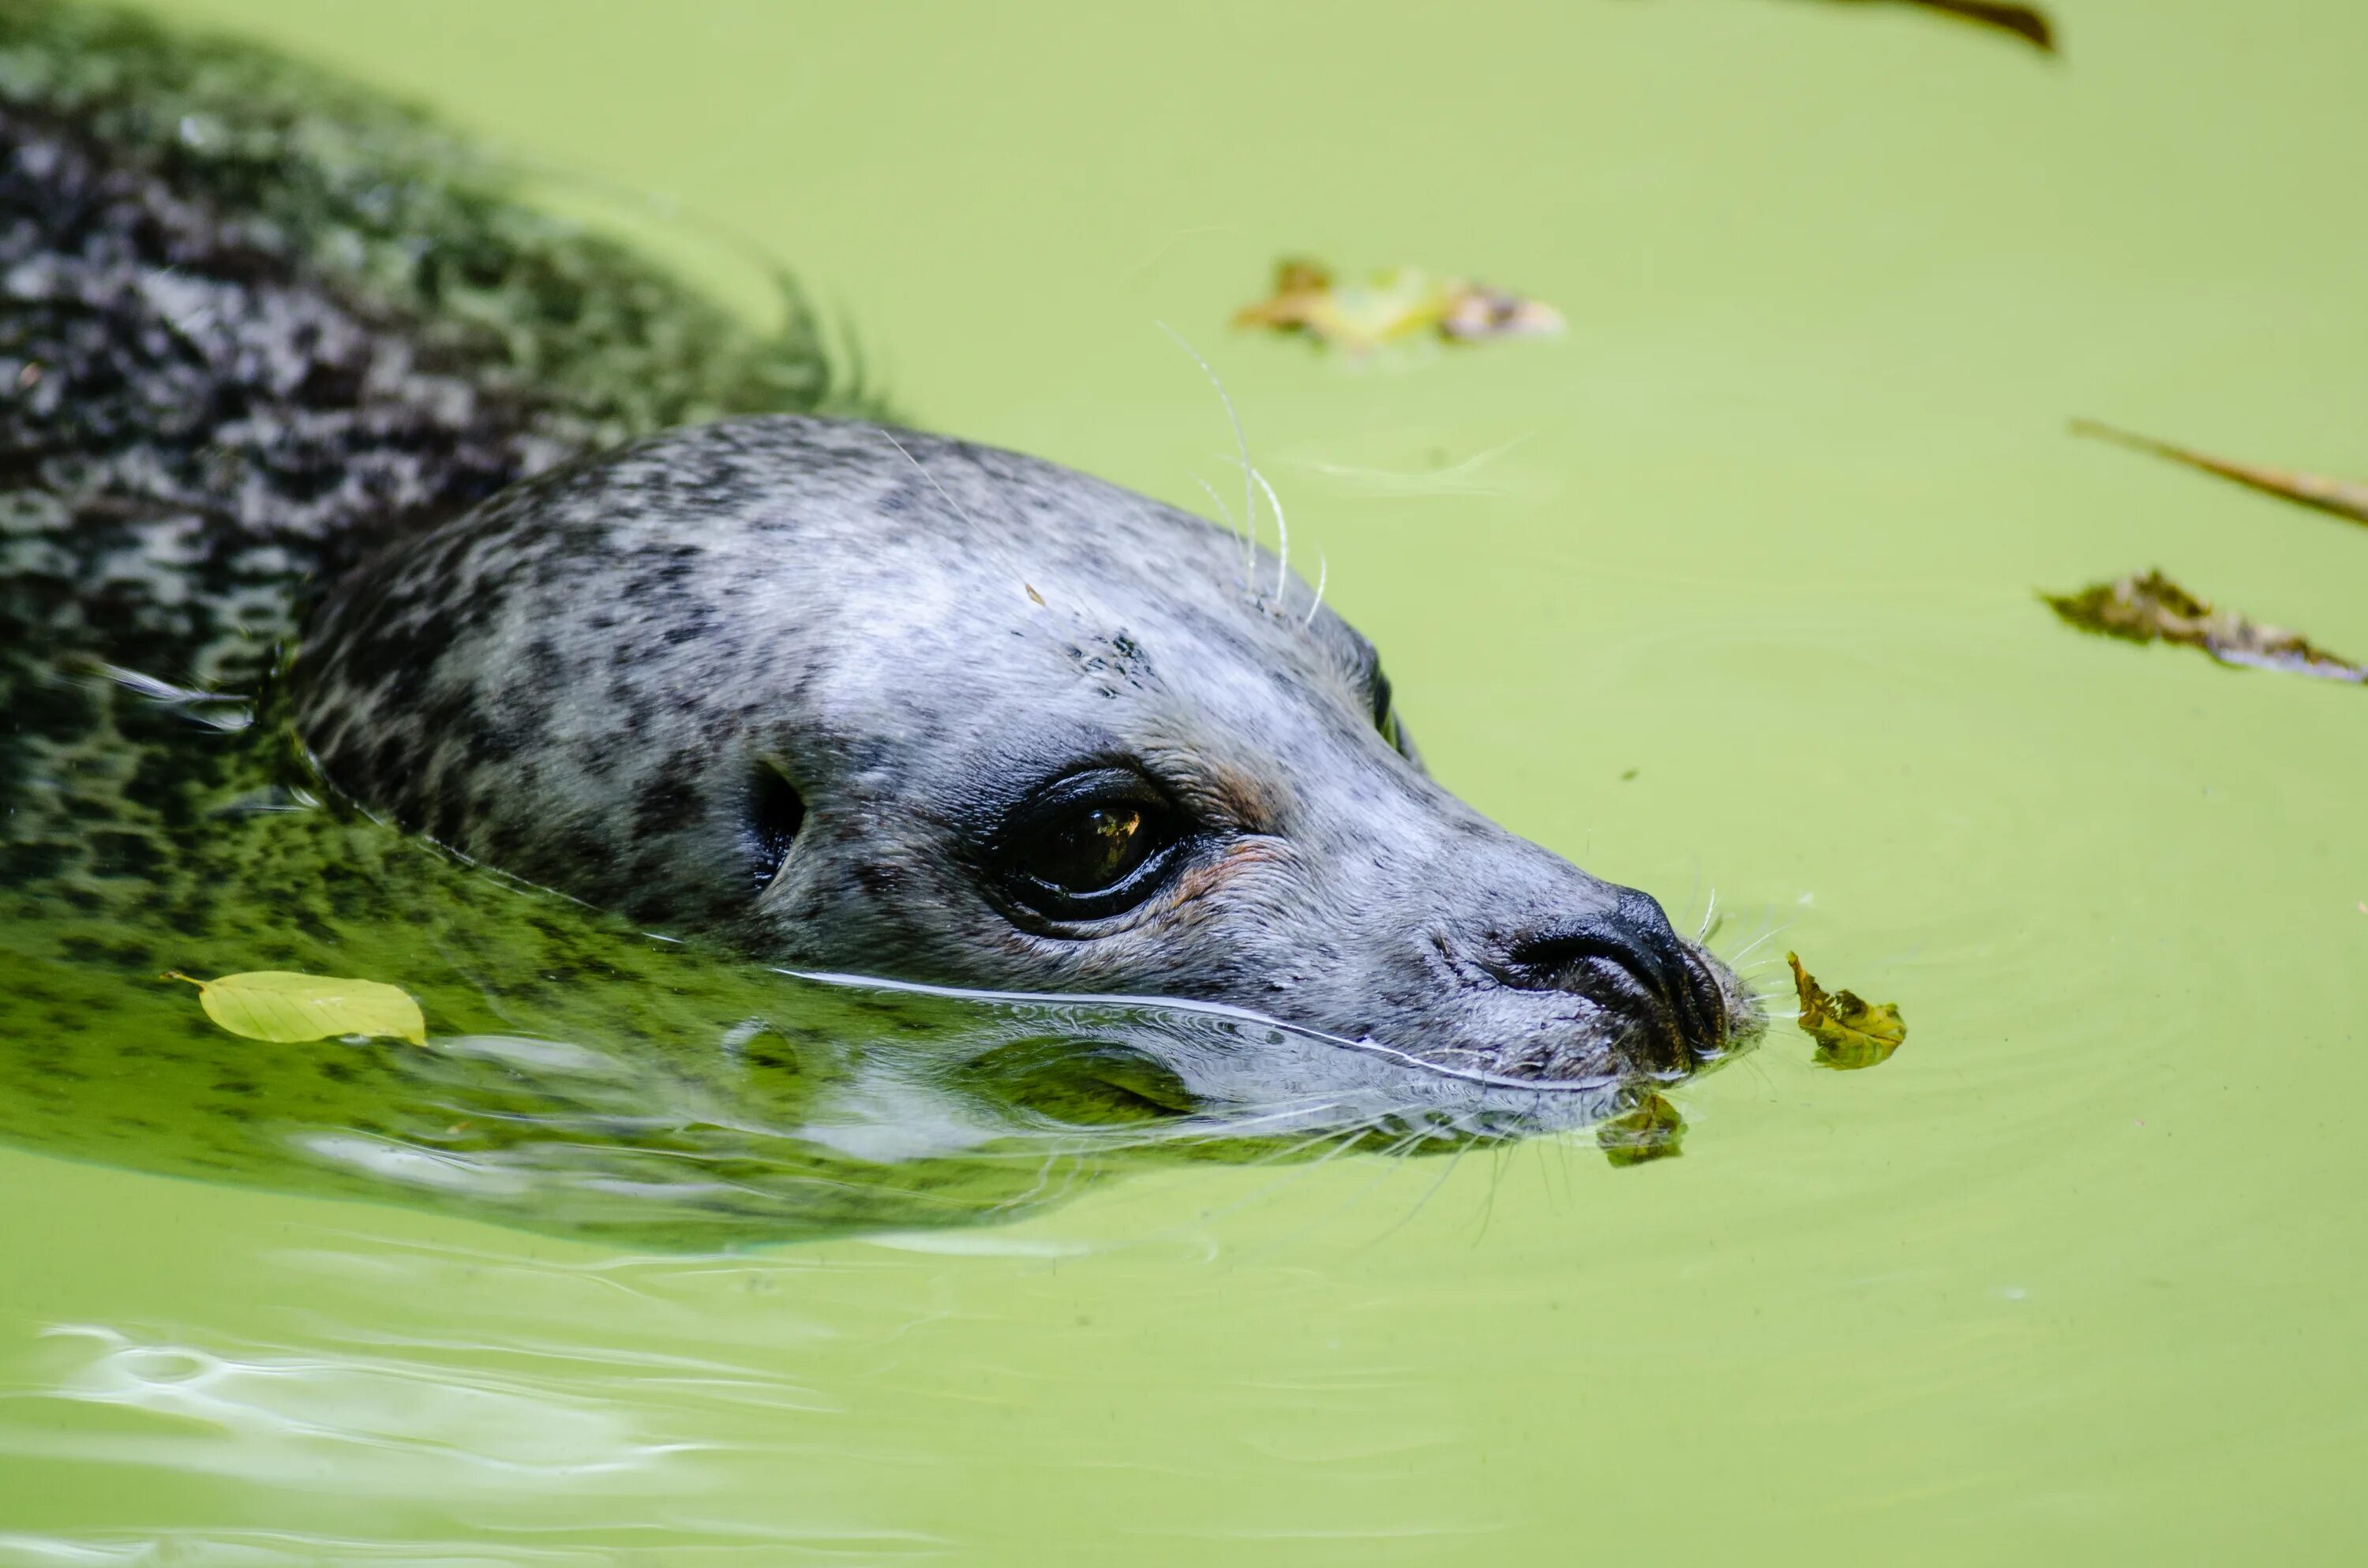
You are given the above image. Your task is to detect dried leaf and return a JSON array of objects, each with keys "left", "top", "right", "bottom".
[
  {"left": 163, "top": 970, "right": 426, "bottom": 1046},
  {"left": 2073, "top": 420, "right": 2368, "bottom": 529},
  {"left": 1234, "top": 258, "right": 1562, "bottom": 356},
  {"left": 1892, "top": 0, "right": 2053, "bottom": 50},
  {"left": 1787, "top": 953, "right": 1905, "bottom": 1071},
  {"left": 2044, "top": 571, "right": 2366, "bottom": 683},
  {"left": 1598, "top": 1092, "right": 1685, "bottom": 1167},
  {"left": 1811, "top": 1, "right": 2052, "bottom": 50}
]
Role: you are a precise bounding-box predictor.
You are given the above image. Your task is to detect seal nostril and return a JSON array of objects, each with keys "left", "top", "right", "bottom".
[
  {"left": 1501, "top": 888, "right": 1724, "bottom": 1066},
  {"left": 1503, "top": 929, "right": 1650, "bottom": 992}
]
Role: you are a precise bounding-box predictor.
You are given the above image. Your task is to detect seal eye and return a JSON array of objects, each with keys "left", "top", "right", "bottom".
[
  {"left": 1034, "top": 804, "right": 1154, "bottom": 892},
  {"left": 1002, "top": 769, "right": 1189, "bottom": 922}
]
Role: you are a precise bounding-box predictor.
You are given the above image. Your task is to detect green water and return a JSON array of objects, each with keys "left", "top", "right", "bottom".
[{"left": 6, "top": 0, "right": 2366, "bottom": 1559}]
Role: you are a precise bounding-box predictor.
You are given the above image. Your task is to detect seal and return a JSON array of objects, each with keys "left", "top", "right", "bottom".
[
  {"left": 294, "top": 416, "right": 1759, "bottom": 1080},
  {"left": 2, "top": 0, "right": 1758, "bottom": 1100}
]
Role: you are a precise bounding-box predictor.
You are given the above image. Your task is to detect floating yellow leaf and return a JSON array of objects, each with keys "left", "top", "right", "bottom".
[
  {"left": 2074, "top": 420, "right": 2368, "bottom": 530},
  {"left": 163, "top": 970, "right": 426, "bottom": 1046},
  {"left": 1598, "top": 1091, "right": 1684, "bottom": 1167},
  {"left": 1233, "top": 258, "right": 1562, "bottom": 356},
  {"left": 1787, "top": 953, "right": 1906, "bottom": 1071},
  {"left": 2044, "top": 570, "right": 2366, "bottom": 684}
]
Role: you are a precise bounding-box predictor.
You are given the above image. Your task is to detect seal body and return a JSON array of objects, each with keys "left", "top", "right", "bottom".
[{"left": 0, "top": 0, "right": 852, "bottom": 920}]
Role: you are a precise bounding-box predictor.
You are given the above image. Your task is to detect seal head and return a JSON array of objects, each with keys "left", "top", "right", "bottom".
[{"left": 295, "top": 416, "right": 1756, "bottom": 1082}]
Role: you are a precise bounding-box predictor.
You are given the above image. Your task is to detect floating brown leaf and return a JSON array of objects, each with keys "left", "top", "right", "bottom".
[
  {"left": 1788, "top": 953, "right": 1906, "bottom": 1071},
  {"left": 2044, "top": 570, "right": 2366, "bottom": 683},
  {"left": 1812, "top": 0, "right": 2054, "bottom": 51},
  {"left": 1234, "top": 258, "right": 1563, "bottom": 357},
  {"left": 1598, "top": 1092, "right": 1685, "bottom": 1167},
  {"left": 2073, "top": 420, "right": 2368, "bottom": 530}
]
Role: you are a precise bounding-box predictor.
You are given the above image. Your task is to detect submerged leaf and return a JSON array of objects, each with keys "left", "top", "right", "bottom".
[
  {"left": 1787, "top": 953, "right": 1905, "bottom": 1070},
  {"left": 2074, "top": 420, "right": 2368, "bottom": 529},
  {"left": 2044, "top": 571, "right": 2367, "bottom": 683},
  {"left": 164, "top": 970, "right": 426, "bottom": 1046},
  {"left": 1234, "top": 258, "right": 1563, "bottom": 356},
  {"left": 1598, "top": 1092, "right": 1685, "bottom": 1167}
]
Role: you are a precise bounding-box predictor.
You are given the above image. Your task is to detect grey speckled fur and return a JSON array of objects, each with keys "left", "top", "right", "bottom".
[{"left": 298, "top": 416, "right": 1760, "bottom": 1081}]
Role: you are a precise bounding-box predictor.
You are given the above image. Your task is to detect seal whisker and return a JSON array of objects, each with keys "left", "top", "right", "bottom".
[
  {"left": 875, "top": 428, "right": 979, "bottom": 530},
  {"left": 1188, "top": 471, "right": 1254, "bottom": 592},
  {"left": 1284, "top": 1125, "right": 1401, "bottom": 1198},
  {"left": 1372, "top": 1121, "right": 1445, "bottom": 1164},
  {"left": 1367, "top": 1133, "right": 1474, "bottom": 1245},
  {"left": 1188, "top": 471, "right": 1237, "bottom": 532},
  {"left": 1218, "top": 455, "right": 1298, "bottom": 608},
  {"left": 1721, "top": 914, "right": 1792, "bottom": 967},
  {"left": 1190, "top": 1122, "right": 1391, "bottom": 1239},
  {"left": 1246, "top": 463, "right": 1291, "bottom": 603},
  {"left": 1302, "top": 550, "right": 1329, "bottom": 627},
  {"left": 1283, "top": 1119, "right": 1463, "bottom": 1249},
  {"left": 1156, "top": 320, "right": 1261, "bottom": 588},
  {"left": 1236, "top": 1117, "right": 1377, "bottom": 1173},
  {"left": 876, "top": 426, "right": 1045, "bottom": 598}
]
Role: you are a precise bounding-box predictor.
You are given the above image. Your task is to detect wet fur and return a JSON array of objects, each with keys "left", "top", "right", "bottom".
[
  {"left": 295, "top": 415, "right": 1760, "bottom": 1080},
  {"left": 1, "top": 0, "right": 858, "bottom": 939}
]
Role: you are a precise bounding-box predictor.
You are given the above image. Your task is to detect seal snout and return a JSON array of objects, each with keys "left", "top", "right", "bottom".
[{"left": 1499, "top": 886, "right": 1729, "bottom": 1076}]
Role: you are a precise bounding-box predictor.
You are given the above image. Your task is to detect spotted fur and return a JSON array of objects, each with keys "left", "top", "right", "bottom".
[
  {"left": 1, "top": 0, "right": 861, "bottom": 939},
  {"left": 295, "top": 414, "right": 1761, "bottom": 1081}
]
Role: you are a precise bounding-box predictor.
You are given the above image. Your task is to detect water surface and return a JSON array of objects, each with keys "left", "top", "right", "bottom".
[{"left": 3, "top": 0, "right": 2366, "bottom": 1560}]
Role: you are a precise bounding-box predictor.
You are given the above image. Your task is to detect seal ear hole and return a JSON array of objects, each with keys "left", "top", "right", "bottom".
[{"left": 744, "top": 761, "right": 807, "bottom": 895}]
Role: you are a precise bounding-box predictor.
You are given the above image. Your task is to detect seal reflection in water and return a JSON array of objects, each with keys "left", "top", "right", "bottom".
[{"left": 295, "top": 416, "right": 1760, "bottom": 1085}]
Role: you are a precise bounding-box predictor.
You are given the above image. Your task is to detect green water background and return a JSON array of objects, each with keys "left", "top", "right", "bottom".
[{"left": 3, "top": 0, "right": 2365, "bottom": 1559}]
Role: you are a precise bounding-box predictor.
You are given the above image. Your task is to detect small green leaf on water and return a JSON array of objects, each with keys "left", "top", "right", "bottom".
[
  {"left": 163, "top": 970, "right": 425, "bottom": 1046},
  {"left": 2074, "top": 420, "right": 2368, "bottom": 530},
  {"left": 1788, "top": 953, "right": 1906, "bottom": 1071},
  {"left": 1598, "top": 1092, "right": 1685, "bottom": 1168},
  {"left": 2044, "top": 571, "right": 2366, "bottom": 684}
]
